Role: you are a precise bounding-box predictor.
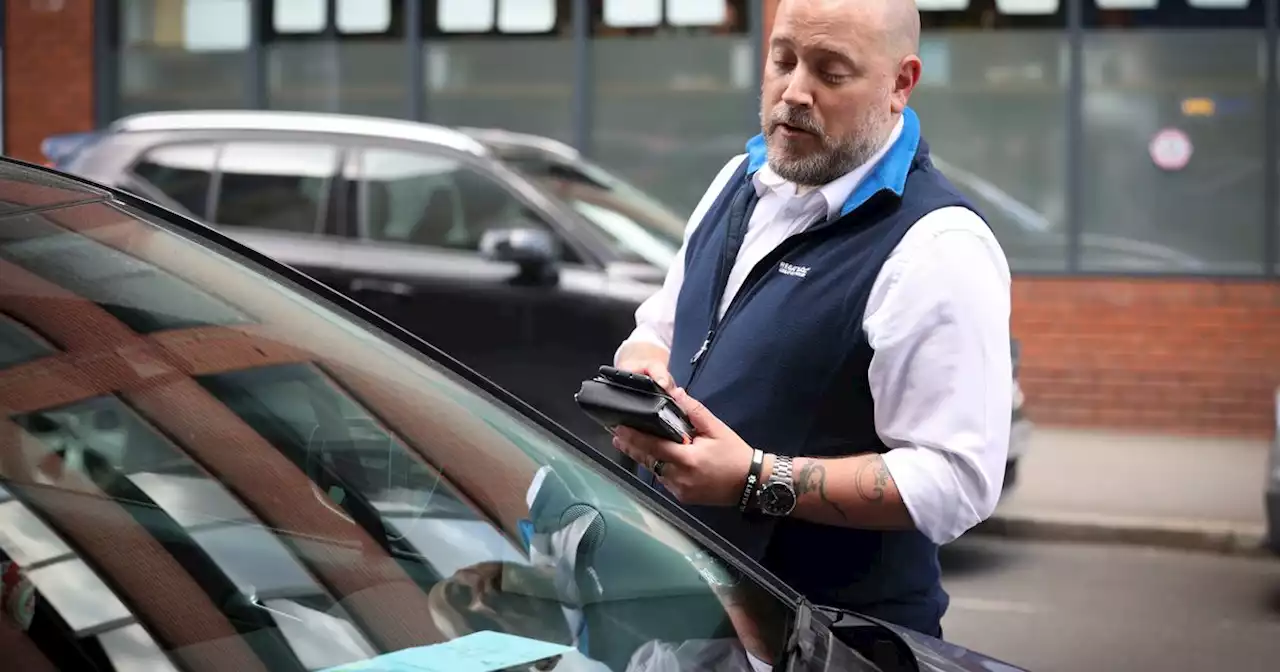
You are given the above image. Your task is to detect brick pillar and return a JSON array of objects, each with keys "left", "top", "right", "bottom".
[{"left": 4, "top": 0, "right": 96, "bottom": 163}]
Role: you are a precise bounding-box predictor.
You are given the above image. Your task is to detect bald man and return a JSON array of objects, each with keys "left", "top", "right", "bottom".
[{"left": 611, "top": 0, "right": 1012, "bottom": 639}]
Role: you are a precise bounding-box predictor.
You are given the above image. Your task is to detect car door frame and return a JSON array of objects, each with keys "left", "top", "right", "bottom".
[{"left": 116, "top": 130, "right": 353, "bottom": 276}]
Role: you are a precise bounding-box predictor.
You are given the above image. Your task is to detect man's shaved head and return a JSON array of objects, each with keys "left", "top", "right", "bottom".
[{"left": 761, "top": 0, "right": 924, "bottom": 186}]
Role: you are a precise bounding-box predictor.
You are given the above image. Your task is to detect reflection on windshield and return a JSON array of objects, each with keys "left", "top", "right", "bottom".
[{"left": 0, "top": 195, "right": 792, "bottom": 671}]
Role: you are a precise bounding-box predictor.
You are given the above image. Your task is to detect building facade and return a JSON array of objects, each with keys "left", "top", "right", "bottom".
[{"left": 4, "top": 0, "right": 1279, "bottom": 436}]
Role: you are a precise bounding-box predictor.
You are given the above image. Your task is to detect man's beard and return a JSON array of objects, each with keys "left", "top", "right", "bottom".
[{"left": 762, "top": 104, "right": 888, "bottom": 187}]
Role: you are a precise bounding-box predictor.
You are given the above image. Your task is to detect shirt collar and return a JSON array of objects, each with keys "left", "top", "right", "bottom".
[{"left": 752, "top": 115, "right": 906, "bottom": 223}]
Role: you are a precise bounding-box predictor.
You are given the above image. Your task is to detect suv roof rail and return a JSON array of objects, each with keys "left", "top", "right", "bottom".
[{"left": 110, "top": 109, "right": 490, "bottom": 156}]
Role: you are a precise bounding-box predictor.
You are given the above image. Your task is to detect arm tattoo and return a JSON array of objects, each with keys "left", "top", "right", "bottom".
[
  {"left": 855, "top": 456, "right": 890, "bottom": 504},
  {"left": 795, "top": 460, "right": 849, "bottom": 522}
]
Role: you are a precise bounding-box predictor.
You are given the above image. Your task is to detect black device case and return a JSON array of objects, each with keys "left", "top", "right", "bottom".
[{"left": 574, "top": 375, "right": 694, "bottom": 444}]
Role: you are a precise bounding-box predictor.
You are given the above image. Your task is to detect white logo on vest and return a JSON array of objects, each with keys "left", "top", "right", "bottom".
[{"left": 778, "top": 262, "right": 810, "bottom": 278}]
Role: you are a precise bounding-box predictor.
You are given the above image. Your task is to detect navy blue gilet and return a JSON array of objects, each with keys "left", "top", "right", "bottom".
[{"left": 643, "top": 108, "right": 981, "bottom": 637}]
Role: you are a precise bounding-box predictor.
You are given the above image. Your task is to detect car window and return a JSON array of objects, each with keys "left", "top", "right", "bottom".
[
  {"left": 350, "top": 148, "right": 570, "bottom": 257},
  {"left": 130, "top": 143, "right": 218, "bottom": 219},
  {"left": 0, "top": 192, "right": 800, "bottom": 671},
  {"left": 500, "top": 153, "right": 686, "bottom": 271},
  {"left": 213, "top": 141, "right": 338, "bottom": 235}
]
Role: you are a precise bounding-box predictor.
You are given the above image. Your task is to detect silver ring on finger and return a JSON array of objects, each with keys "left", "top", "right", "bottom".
[{"left": 651, "top": 459, "right": 666, "bottom": 478}]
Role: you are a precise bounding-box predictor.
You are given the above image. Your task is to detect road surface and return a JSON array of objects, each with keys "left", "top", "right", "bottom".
[{"left": 939, "top": 536, "right": 1280, "bottom": 671}]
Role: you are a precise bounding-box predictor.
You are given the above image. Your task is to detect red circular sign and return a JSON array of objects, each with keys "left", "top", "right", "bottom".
[{"left": 1149, "top": 128, "right": 1193, "bottom": 171}]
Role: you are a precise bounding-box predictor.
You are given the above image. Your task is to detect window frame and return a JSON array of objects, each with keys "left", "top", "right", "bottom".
[
  {"left": 204, "top": 136, "right": 348, "bottom": 239},
  {"left": 124, "top": 140, "right": 224, "bottom": 222},
  {"left": 338, "top": 138, "right": 602, "bottom": 267}
]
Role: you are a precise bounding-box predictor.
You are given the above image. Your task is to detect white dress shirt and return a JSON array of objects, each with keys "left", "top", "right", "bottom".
[{"left": 614, "top": 118, "right": 1013, "bottom": 545}]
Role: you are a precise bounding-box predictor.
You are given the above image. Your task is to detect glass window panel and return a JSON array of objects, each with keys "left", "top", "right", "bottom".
[
  {"left": 130, "top": 143, "right": 218, "bottom": 219},
  {"left": 423, "top": 3, "right": 575, "bottom": 143},
  {"left": 213, "top": 142, "right": 338, "bottom": 234},
  {"left": 604, "top": 0, "right": 662, "bottom": 27},
  {"left": 913, "top": 8, "right": 1068, "bottom": 271},
  {"left": 117, "top": 0, "right": 249, "bottom": 114},
  {"left": 273, "top": 0, "right": 326, "bottom": 33},
  {"left": 996, "top": 0, "right": 1060, "bottom": 14},
  {"left": 439, "top": 0, "right": 496, "bottom": 32},
  {"left": 498, "top": 0, "right": 557, "bottom": 33},
  {"left": 916, "top": 0, "right": 970, "bottom": 10},
  {"left": 1086, "top": 0, "right": 1263, "bottom": 26},
  {"left": 666, "top": 0, "right": 726, "bottom": 26},
  {"left": 349, "top": 148, "right": 562, "bottom": 252},
  {"left": 1080, "top": 31, "right": 1264, "bottom": 272},
  {"left": 266, "top": 1, "right": 408, "bottom": 119},
  {"left": 337, "top": 0, "right": 392, "bottom": 33},
  {"left": 185, "top": 0, "right": 251, "bottom": 50},
  {"left": 1096, "top": 0, "right": 1157, "bottom": 9},
  {"left": 590, "top": 0, "right": 755, "bottom": 216}
]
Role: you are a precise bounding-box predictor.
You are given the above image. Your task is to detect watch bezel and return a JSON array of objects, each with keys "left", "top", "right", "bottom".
[{"left": 758, "top": 481, "right": 797, "bottom": 516}]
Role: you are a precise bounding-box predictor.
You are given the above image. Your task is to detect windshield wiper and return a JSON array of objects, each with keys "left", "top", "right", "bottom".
[{"left": 779, "top": 600, "right": 919, "bottom": 672}]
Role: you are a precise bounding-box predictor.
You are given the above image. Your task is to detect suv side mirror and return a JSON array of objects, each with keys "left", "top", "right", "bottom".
[{"left": 479, "top": 227, "right": 560, "bottom": 285}]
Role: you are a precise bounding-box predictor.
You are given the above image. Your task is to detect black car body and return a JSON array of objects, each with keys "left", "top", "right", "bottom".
[
  {"left": 49, "top": 110, "right": 1030, "bottom": 487},
  {"left": 0, "top": 156, "right": 1026, "bottom": 671}
]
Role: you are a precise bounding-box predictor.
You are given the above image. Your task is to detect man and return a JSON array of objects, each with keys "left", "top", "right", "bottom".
[{"left": 610, "top": 0, "right": 1012, "bottom": 639}]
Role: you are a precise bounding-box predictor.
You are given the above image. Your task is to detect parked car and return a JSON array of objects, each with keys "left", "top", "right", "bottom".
[
  {"left": 46, "top": 110, "right": 1031, "bottom": 489},
  {"left": 0, "top": 155, "right": 1027, "bottom": 671}
]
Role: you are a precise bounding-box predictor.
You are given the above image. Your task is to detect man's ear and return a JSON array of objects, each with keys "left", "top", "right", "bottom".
[{"left": 891, "top": 55, "right": 922, "bottom": 114}]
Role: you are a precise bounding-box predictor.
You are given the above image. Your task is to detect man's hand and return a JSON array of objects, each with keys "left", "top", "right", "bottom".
[
  {"left": 614, "top": 342, "right": 675, "bottom": 392},
  {"left": 614, "top": 388, "right": 917, "bottom": 532},
  {"left": 612, "top": 387, "right": 754, "bottom": 506}
]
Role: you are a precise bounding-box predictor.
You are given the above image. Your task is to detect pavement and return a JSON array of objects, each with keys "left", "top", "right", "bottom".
[
  {"left": 939, "top": 535, "right": 1280, "bottom": 672},
  {"left": 967, "top": 426, "right": 1273, "bottom": 556}
]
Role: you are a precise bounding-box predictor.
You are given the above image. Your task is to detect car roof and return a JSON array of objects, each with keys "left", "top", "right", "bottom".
[
  {"left": 108, "top": 109, "right": 493, "bottom": 157},
  {"left": 453, "top": 127, "right": 582, "bottom": 163}
]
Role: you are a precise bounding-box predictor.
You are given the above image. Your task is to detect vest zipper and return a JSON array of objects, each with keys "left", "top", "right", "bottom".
[{"left": 684, "top": 232, "right": 813, "bottom": 389}]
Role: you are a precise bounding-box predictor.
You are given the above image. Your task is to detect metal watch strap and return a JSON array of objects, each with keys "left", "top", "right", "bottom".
[
  {"left": 771, "top": 454, "right": 794, "bottom": 488},
  {"left": 739, "top": 449, "right": 765, "bottom": 512}
]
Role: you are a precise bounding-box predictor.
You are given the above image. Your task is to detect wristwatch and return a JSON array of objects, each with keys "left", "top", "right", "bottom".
[{"left": 756, "top": 454, "right": 797, "bottom": 517}]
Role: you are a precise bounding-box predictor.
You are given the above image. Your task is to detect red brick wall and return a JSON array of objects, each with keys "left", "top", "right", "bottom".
[
  {"left": 4, "top": 0, "right": 97, "bottom": 163},
  {"left": 1014, "top": 277, "right": 1280, "bottom": 438}
]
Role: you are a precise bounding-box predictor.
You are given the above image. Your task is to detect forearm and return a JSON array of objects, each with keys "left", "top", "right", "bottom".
[
  {"left": 763, "top": 453, "right": 915, "bottom": 530},
  {"left": 615, "top": 340, "right": 670, "bottom": 367}
]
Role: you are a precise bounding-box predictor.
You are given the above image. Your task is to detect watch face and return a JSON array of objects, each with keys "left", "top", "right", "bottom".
[{"left": 760, "top": 482, "right": 796, "bottom": 516}]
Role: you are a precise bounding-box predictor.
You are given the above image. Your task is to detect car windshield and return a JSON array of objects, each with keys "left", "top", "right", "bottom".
[
  {"left": 0, "top": 164, "right": 803, "bottom": 672},
  {"left": 499, "top": 151, "right": 687, "bottom": 271}
]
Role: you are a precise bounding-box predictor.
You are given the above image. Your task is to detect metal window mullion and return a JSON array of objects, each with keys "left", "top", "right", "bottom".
[
  {"left": 248, "top": 0, "right": 267, "bottom": 108},
  {"left": 572, "top": 0, "right": 593, "bottom": 155},
  {"left": 1065, "top": 0, "right": 1085, "bottom": 273},
  {"left": 407, "top": 0, "right": 425, "bottom": 120},
  {"left": 1264, "top": 0, "right": 1278, "bottom": 275}
]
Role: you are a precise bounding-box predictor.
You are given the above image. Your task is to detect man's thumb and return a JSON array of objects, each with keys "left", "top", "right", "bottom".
[{"left": 670, "top": 387, "right": 721, "bottom": 436}]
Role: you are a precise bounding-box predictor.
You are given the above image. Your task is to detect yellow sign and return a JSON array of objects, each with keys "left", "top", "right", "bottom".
[{"left": 1181, "top": 98, "right": 1215, "bottom": 117}]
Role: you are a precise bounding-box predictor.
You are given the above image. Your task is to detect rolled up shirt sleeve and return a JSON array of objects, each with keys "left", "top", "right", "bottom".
[{"left": 865, "top": 207, "right": 1013, "bottom": 545}]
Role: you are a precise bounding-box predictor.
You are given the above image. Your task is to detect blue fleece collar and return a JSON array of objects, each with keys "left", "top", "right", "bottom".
[{"left": 743, "top": 106, "right": 922, "bottom": 218}]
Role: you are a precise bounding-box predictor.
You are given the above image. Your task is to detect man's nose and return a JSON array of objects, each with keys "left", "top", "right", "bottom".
[{"left": 780, "top": 67, "right": 816, "bottom": 108}]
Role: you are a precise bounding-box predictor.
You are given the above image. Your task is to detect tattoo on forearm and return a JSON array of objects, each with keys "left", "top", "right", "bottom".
[
  {"left": 794, "top": 460, "right": 849, "bottom": 522},
  {"left": 855, "top": 457, "right": 890, "bottom": 504}
]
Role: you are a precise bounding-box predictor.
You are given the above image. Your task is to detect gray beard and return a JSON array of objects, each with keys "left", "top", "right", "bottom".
[{"left": 767, "top": 132, "right": 884, "bottom": 187}]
